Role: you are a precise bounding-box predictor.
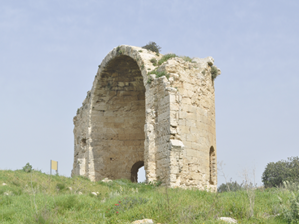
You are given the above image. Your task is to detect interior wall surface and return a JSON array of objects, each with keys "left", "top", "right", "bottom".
[{"left": 90, "top": 55, "right": 145, "bottom": 181}]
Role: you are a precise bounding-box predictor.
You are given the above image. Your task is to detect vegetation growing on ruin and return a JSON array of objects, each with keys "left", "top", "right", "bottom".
[
  {"left": 116, "top": 46, "right": 125, "bottom": 55},
  {"left": 142, "top": 42, "right": 161, "bottom": 54},
  {"left": 147, "top": 69, "right": 170, "bottom": 84},
  {"left": 180, "top": 56, "right": 194, "bottom": 63},
  {"left": 146, "top": 77, "right": 153, "bottom": 84},
  {"left": 211, "top": 66, "right": 219, "bottom": 80},
  {"left": 150, "top": 58, "right": 157, "bottom": 66},
  {"left": 1, "top": 168, "right": 299, "bottom": 223},
  {"left": 158, "top": 53, "right": 177, "bottom": 65}
]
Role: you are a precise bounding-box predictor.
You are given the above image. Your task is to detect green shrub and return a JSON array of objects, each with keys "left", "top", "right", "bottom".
[
  {"left": 156, "top": 71, "right": 169, "bottom": 79},
  {"left": 279, "top": 189, "right": 299, "bottom": 223},
  {"left": 262, "top": 157, "right": 299, "bottom": 188},
  {"left": 147, "top": 77, "right": 153, "bottom": 84},
  {"left": 148, "top": 69, "right": 169, "bottom": 80},
  {"left": 116, "top": 46, "right": 124, "bottom": 55},
  {"left": 22, "top": 163, "right": 32, "bottom": 173},
  {"left": 158, "top": 53, "right": 177, "bottom": 65},
  {"left": 56, "top": 195, "right": 78, "bottom": 211},
  {"left": 150, "top": 58, "right": 157, "bottom": 66},
  {"left": 142, "top": 42, "right": 161, "bottom": 53},
  {"left": 218, "top": 180, "right": 244, "bottom": 193},
  {"left": 180, "top": 56, "right": 193, "bottom": 63},
  {"left": 56, "top": 183, "right": 66, "bottom": 191},
  {"left": 211, "top": 66, "right": 219, "bottom": 80}
]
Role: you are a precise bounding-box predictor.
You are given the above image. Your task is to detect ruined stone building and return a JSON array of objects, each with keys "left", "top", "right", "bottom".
[{"left": 72, "top": 45, "right": 220, "bottom": 191}]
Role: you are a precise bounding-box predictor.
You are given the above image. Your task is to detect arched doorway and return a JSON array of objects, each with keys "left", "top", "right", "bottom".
[{"left": 131, "top": 161, "right": 144, "bottom": 182}]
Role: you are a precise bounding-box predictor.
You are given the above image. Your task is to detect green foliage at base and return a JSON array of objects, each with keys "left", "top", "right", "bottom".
[{"left": 0, "top": 170, "right": 296, "bottom": 223}]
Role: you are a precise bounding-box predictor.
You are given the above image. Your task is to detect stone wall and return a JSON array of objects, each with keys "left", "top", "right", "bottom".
[{"left": 72, "top": 45, "right": 220, "bottom": 191}]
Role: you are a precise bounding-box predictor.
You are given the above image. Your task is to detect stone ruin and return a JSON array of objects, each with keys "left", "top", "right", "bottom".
[{"left": 72, "top": 45, "right": 220, "bottom": 191}]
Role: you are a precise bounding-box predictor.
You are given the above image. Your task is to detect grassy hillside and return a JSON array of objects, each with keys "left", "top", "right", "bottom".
[{"left": 0, "top": 169, "right": 297, "bottom": 223}]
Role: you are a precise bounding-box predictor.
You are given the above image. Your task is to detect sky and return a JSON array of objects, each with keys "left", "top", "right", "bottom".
[{"left": 0, "top": 0, "right": 298, "bottom": 186}]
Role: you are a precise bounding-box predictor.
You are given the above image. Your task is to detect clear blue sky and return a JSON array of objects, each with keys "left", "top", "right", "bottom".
[{"left": 1, "top": 0, "right": 298, "bottom": 186}]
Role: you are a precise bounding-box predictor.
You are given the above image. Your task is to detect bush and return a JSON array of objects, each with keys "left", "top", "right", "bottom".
[
  {"left": 22, "top": 163, "right": 33, "bottom": 173},
  {"left": 262, "top": 157, "right": 299, "bottom": 188},
  {"left": 180, "top": 56, "right": 193, "bottom": 63},
  {"left": 148, "top": 69, "right": 169, "bottom": 82},
  {"left": 279, "top": 183, "right": 299, "bottom": 224},
  {"left": 218, "top": 180, "right": 244, "bottom": 193},
  {"left": 142, "top": 42, "right": 161, "bottom": 53},
  {"left": 56, "top": 183, "right": 66, "bottom": 191},
  {"left": 56, "top": 195, "right": 79, "bottom": 211},
  {"left": 150, "top": 58, "right": 157, "bottom": 66},
  {"left": 211, "top": 66, "right": 219, "bottom": 80},
  {"left": 158, "top": 53, "right": 177, "bottom": 65}
]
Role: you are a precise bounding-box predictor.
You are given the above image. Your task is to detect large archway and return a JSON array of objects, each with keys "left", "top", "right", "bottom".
[{"left": 90, "top": 55, "right": 146, "bottom": 181}]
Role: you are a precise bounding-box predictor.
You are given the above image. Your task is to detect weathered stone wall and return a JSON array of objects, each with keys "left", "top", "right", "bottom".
[{"left": 72, "top": 45, "right": 220, "bottom": 191}]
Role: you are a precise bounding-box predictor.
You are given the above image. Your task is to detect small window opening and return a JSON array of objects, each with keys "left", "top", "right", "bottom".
[{"left": 81, "top": 138, "right": 87, "bottom": 147}]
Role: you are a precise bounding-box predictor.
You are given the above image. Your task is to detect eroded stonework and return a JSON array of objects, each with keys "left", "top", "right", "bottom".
[{"left": 72, "top": 45, "right": 220, "bottom": 191}]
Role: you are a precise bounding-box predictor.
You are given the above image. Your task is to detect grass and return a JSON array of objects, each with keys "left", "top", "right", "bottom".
[
  {"left": 158, "top": 54, "right": 177, "bottom": 65},
  {"left": 180, "top": 56, "right": 194, "bottom": 63},
  {"left": 150, "top": 58, "right": 157, "bottom": 66},
  {"left": 0, "top": 169, "right": 296, "bottom": 223},
  {"left": 147, "top": 70, "right": 170, "bottom": 84}
]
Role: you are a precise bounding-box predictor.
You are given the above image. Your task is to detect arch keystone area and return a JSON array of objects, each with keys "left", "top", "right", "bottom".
[{"left": 72, "top": 45, "right": 221, "bottom": 191}]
